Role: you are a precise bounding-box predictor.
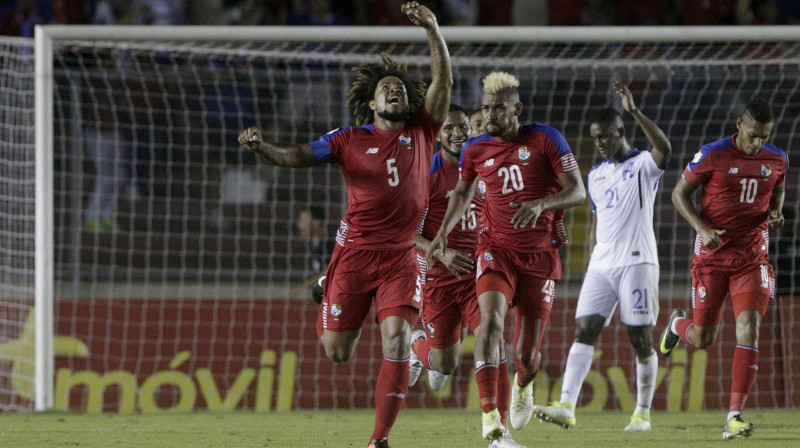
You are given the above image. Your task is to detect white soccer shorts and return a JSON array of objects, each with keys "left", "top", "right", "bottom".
[{"left": 575, "top": 263, "right": 659, "bottom": 327}]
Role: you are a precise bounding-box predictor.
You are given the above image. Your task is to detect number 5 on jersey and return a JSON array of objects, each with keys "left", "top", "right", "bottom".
[{"left": 387, "top": 158, "right": 399, "bottom": 187}]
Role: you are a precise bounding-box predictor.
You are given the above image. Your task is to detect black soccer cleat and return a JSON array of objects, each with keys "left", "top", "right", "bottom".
[
  {"left": 367, "top": 437, "right": 389, "bottom": 448},
  {"left": 311, "top": 275, "right": 326, "bottom": 304},
  {"left": 659, "top": 308, "right": 687, "bottom": 357}
]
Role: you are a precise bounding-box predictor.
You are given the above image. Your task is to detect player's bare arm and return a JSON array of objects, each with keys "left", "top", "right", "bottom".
[
  {"left": 588, "top": 212, "right": 597, "bottom": 254},
  {"left": 426, "top": 178, "right": 477, "bottom": 266},
  {"left": 238, "top": 126, "right": 315, "bottom": 167},
  {"left": 769, "top": 183, "right": 785, "bottom": 228},
  {"left": 672, "top": 177, "right": 725, "bottom": 249},
  {"left": 613, "top": 81, "right": 672, "bottom": 169},
  {"left": 413, "top": 235, "right": 474, "bottom": 278},
  {"left": 401, "top": 1, "right": 452, "bottom": 122},
  {"left": 510, "top": 168, "right": 586, "bottom": 229}
]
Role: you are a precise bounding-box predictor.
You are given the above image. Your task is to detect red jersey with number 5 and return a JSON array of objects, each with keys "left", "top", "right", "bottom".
[
  {"left": 419, "top": 150, "right": 485, "bottom": 285},
  {"left": 460, "top": 123, "right": 578, "bottom": 253},
  {"left": 682, "top": 134, "right": 787, "bottom": 263},
  {"left": 310, "top": 107, "right": 442, "bottom": 250}
]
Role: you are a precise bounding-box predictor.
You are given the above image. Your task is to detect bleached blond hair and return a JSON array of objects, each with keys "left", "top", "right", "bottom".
[{"left": 482, "top": 72, "right": 520, "bottom": 95}]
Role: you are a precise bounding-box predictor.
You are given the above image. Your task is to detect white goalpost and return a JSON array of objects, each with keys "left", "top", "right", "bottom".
[{"left": 14, "top": 25, "right": 800, "bottom": 413}]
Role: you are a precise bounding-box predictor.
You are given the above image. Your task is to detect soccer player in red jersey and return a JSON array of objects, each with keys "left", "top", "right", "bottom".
[
  {"left": 660, "top": 98, "right": 787, "bottom": 439},
  {"left": 409, "top": 105, "right": 524, "bottom": 448},
  {"left": 238, "top": 3, "right": 452, "bottom": 447},
  {"left": 469, "top": 108, "right": 486, "bottom": 138},
  {"left": 427, "top": 72, "right": 586, "bottom": 444}
]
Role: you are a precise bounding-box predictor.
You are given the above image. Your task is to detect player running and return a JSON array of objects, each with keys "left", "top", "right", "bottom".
[
  {"left": 410, "top": 104, "right": 524, "bottom": 448},
  {"left": 427, "top": 72, "right": 585, "bottom": 444},
  {"left": 239, "top": 3, "right": 451, "bottom": 447},
  {"left": 660, "top": 98, "right": 787, "bottom": 439}
]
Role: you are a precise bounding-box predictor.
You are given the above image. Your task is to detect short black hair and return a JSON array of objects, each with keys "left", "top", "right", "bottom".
[
  {"left": 449, "top": 104, "right": 466, "bottom": 114},
  {"left": 588, "top": 107, "right": 623, "bottom": 127},
  {"left": 469, "top": 108, "right": 482, "bottom": 116},
  {"left": 744, "top": 97, "right": 774, "bottom": 124}
]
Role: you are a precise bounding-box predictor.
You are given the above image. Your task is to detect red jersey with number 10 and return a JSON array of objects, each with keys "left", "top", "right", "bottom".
[
  {"left": 460, "top": 123, "right": 577, "bottom": 253},
  {"left": 682, "top": 134, "right": 787, "bottom": 264},
  {"left": 310, "top": 107, "right": 442, "bottom": 250}
]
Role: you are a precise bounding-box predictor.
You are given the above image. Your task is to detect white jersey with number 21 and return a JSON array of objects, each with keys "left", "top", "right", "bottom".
[{"left": 587, "top": 149, "right": 663, "bottom": 269}]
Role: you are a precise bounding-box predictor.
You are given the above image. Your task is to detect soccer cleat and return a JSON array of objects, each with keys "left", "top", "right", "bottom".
[
  {"left": 487, "top": 428, "right": 526, "bottom": 448},
  {"left": 722, "top": 414, "right": 754, "bottom": 439},
  {"left": 509, "top": 373, "right": 534, "bottom": 430},
  {"left": 427, "top": 368, "right": 448, "bottom": 391},
  {"left": 659, "top": 308, "right": 687, "bottom": 357},
  {"left": 367, "top": 437, "right": 390, "bottom": 448},
  {"left": 532, "top": 401, "right": 576, "bottom": 429},
  {"left": 408, "top": 329, "right": 427, "bottom": 386},
  {"left": 482, "top": 409, "right": 504, "bottom": 441},
  {"left": 624, "top": 410, "right": 651, "bottom": 431},
  {"left": 311, "top": 275, "right": 325, "bottom": 304}
]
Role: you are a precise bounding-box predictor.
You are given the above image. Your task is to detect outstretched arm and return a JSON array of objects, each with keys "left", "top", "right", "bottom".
[
  {"left": 672, "top": 177, "right": 725, "bottom": 249},
  {"left": 239, "top": 126, "right": 315, "bottom": 167},
  {"left": 613, "top": 81, "right": 672, "bottom": 169},
  {"left": 510, "top": 169, "right": 586, "bottom": 228},
  {"left": 402, "top": 1, "right": 452, "bottom": 122}
]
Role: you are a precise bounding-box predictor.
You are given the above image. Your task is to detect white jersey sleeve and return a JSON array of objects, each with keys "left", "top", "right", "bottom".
[{"left": 587, "top": 149, "right": 663, "bottom": 269}]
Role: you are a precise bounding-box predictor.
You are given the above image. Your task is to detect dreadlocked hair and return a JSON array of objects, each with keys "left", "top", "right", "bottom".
[{"left": 347, "top": 52, "right": 427, "bottom": 126}]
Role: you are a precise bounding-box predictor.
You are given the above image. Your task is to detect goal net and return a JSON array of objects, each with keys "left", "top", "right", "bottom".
[
  {"left": 10, "top": 26, "right": 800, "bottom": 413},
  {"left": 0, "top": 37, "right": 36, "bottom": 412}
]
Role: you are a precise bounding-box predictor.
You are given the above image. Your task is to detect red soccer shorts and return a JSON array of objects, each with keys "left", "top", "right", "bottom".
[
  {"left": 420, "top": 277, "right": 481, "bottom": 349},
  {"left": 691, "top": 261, "right": 774, "bottom": 326},
  {"left": 475, "top": 245, "right": 559, "bottom": 320},
  {"left": 321, "top": 245, "right": 420, "bottom": 332}
]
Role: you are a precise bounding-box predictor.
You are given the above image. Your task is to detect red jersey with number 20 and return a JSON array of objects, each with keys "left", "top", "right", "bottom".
[
  {"left": 682, "top": 134, "right": 787, "bottom": 264},
  {"left": 419, "top": 150, "right": 485, "bottom": 285},
  {"left": 310, "top": 107, "right": 442, "bottom": 250},
  {"left": 460, "top": 123, "right": 578, "bottom": 253}
]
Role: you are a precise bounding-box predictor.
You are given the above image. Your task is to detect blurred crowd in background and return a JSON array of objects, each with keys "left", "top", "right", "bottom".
[{"left": 3, "top": 0, "right": 800, "bottom": 37}]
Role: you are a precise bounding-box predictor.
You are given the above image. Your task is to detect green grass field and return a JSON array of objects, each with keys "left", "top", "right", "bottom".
[{"left": 0, "top": 409, "right": 798, "bottom": 447}]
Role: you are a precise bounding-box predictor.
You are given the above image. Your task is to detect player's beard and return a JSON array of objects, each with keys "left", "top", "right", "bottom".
[
  {"left": 377, "top": 109, "right": 410, "bottom": 123},
  {"left": 485, "top": 122, "right": 504, "bottom": 137}
]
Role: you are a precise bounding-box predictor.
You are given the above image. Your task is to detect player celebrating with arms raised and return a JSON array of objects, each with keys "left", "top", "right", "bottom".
[
  {"left": 428, "top": 72, "right": 585, "bottom": 444},
  {"left": 239, "top": 3, "right": 451, "bottom": 447},
  {"left": 533, "top": 82, "right": 671, "bottom": 431},
  {"left": 660, "top": 98, "right": 787, "bottom": 439}
]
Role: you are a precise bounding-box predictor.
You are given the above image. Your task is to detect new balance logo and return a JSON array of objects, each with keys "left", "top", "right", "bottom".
[
  {"left": 728, "top": 167, "right": 739, "bottom": 174},
  {"left": 446, "top": 190, "right": 454, "bottom": 198},
  {"left": 366, "top": 147, "right": 379, "bottom": 154},
  {"left": 484, "top": 159, "right": 495, "bottom": 167}
]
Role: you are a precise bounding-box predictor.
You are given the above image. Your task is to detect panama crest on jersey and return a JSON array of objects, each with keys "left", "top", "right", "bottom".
[
  {"left": 330, "top": 304, "right": 342, "bottom": 317},
  {"left": 483, "top": 251, "right": 493, "bottom": 262},
  {"left": 697, "top": 286, "right": 706, "bottom": 301},
  {"left": 477, "top": 180, "right": 487, "bottom": 195},
  {"left": 426, "top": 322, "right": 435, "bottom": 336},
  {"left": 518, "top": 146, "right": 530, "bottom": 161},
  {"left": 761, "top": 163, "right": 772, "bottom": 177},
  {"left": 399, "top": 133, "right": 412, "bottom": 150}
]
